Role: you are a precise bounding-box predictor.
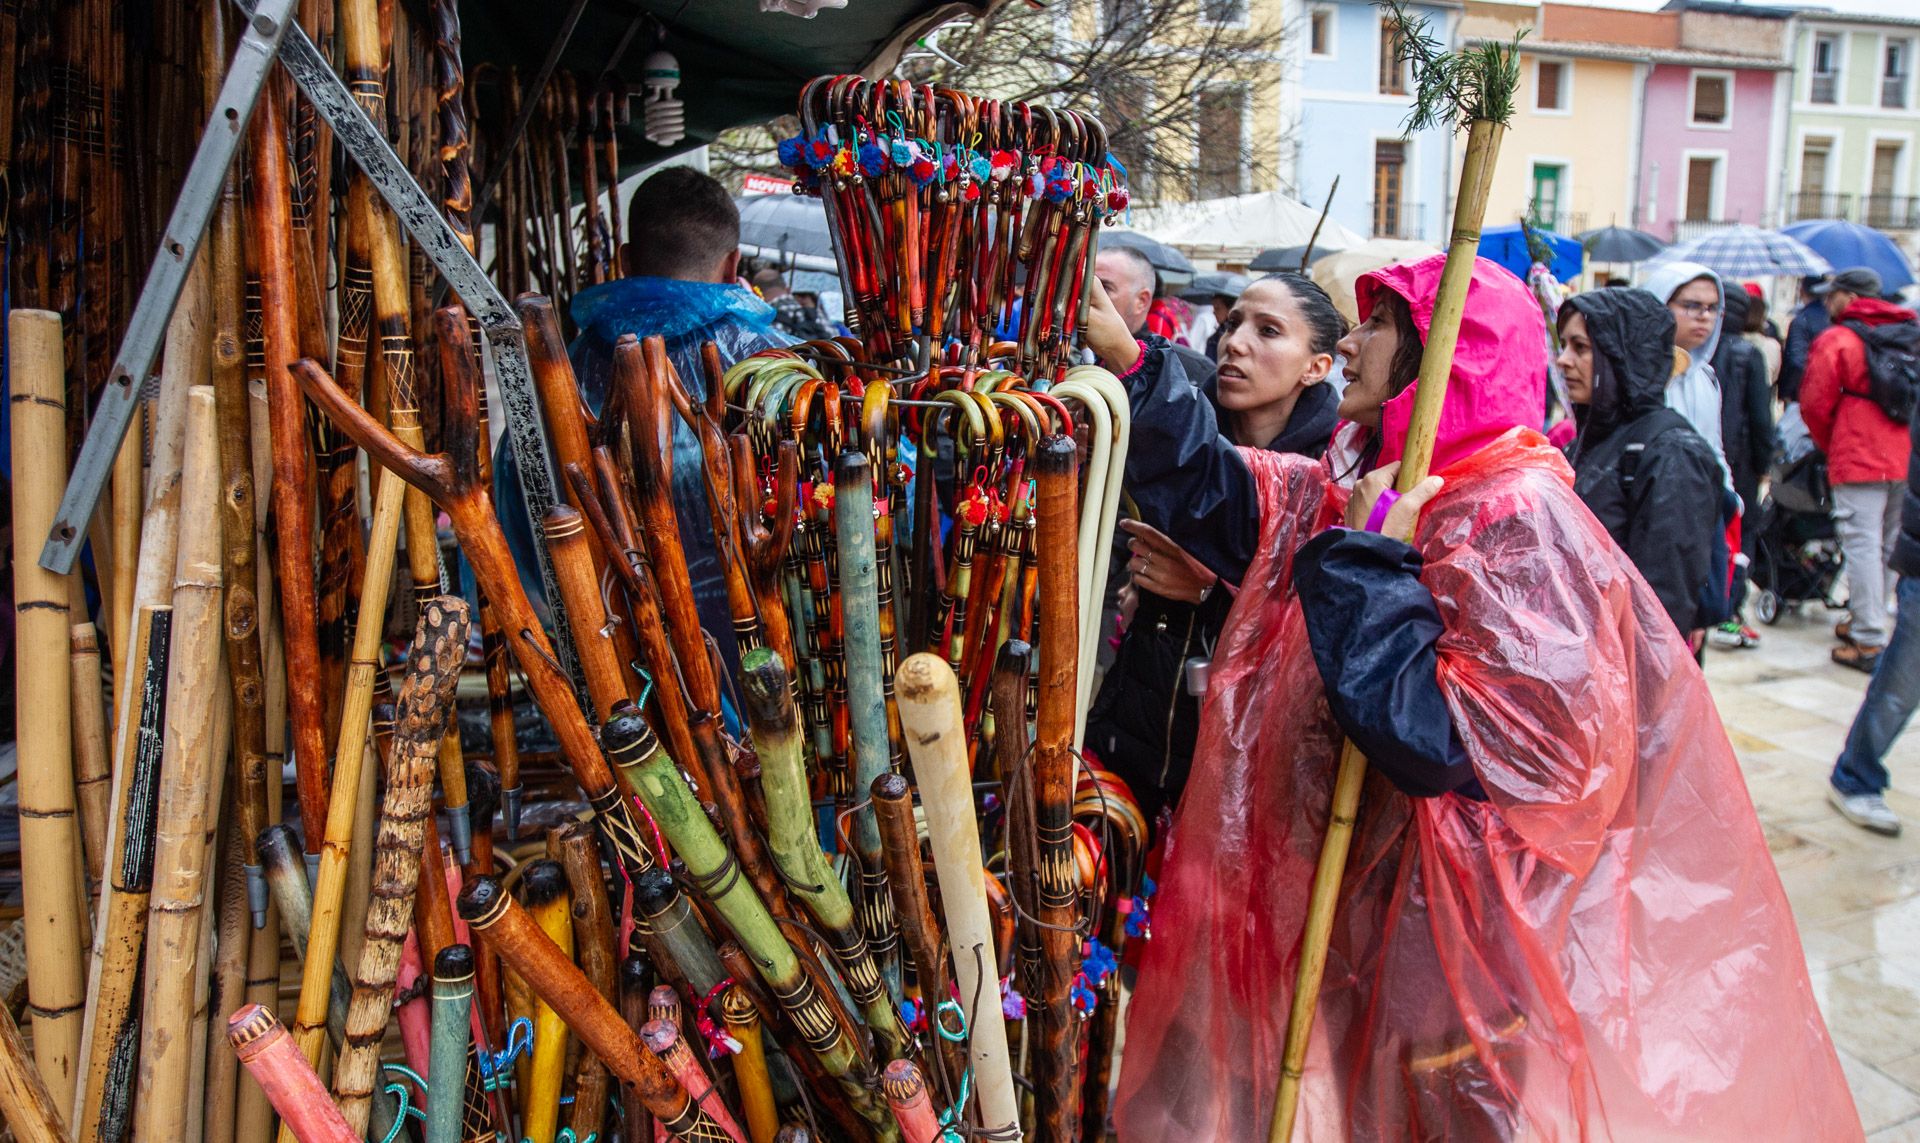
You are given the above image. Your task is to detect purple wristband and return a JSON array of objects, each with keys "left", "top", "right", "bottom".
[{"left": 1364, "top": 489, "right": 1401, "bottom": 533}]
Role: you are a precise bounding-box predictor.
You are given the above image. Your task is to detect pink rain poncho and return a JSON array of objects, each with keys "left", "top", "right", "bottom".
[{"left": 1114, "top": 257, "right": 1858, "bottom": 1140}]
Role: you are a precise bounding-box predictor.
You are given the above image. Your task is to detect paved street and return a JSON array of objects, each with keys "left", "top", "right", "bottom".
[{"left": 1711, "top": 600, "right": 1920, "bottom": 1139}]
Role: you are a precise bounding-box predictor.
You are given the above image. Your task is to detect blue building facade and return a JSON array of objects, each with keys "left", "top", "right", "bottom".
[{"left": 1288, "top": 0, "right": 1462, "bottom": 244}]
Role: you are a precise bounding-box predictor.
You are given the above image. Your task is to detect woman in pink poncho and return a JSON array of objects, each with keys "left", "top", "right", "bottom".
[{"left": 1093, "top": 255, "right": 1857, "bottom": 1139}]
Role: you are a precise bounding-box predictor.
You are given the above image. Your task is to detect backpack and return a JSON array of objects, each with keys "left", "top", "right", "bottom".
[
  {"left": 1841, "top": 319, "right": 1920, "bottom": 423},
  {"left": 1617, "top": 407, "right": 1737, "bottom": 627}
]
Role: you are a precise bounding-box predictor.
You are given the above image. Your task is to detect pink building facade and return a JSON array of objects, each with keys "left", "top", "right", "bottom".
[{"left": 1638, "top": 62, "right": 1788, "bottom": 240}]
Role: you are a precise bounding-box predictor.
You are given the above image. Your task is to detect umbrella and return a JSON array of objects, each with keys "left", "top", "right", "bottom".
[
  {"left": 1123, "top": 191, "right": 1365, "bottom": 252},
  {"left": 1645, "top": 225, "right": 1831, "bottom": 278},
  {"left": 1480, "top": 223, "right": 1583, "bottom": 282},
  {"left": 1250, "top": 245, "right": 1338, "bottom": 272},
  {"left": 736, "top": 194, "right": 837, "bottom": 270},
  {"left": 1577, "top": 225, "right": 1667, "bottom": 264},
  {"left": 1100, "top": 229, "right": 1195, "bottom": 276},
  {"left": 1178, "top": 272, "right": 1252, "bottom": 304},
  {"left": 1780, "top": 220, "right": 1915, "bottom": 292},
  {"left": 1309, "top": 239, "right": 1443, "bottom": 325}
]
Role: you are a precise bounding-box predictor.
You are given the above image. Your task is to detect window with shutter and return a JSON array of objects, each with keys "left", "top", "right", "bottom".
[
  {"left": 1537, "top": 61, "right": 1566, "bottom": 112},
  {"left": 1691, "top": 73, "right": 1729, "bottom": 126},
  {"left": 1685, "top": 157, "right": 1718, "bottom": 221}
]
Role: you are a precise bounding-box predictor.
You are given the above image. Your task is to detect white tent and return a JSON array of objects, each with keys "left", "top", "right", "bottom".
[{"left": 1121, "top": 191, "right": 1366, "bottom": 264}]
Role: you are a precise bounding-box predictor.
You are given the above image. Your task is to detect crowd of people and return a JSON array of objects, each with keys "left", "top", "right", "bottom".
[{"left": 515, "top": 168, "right": 1897, "bottom": 1134}]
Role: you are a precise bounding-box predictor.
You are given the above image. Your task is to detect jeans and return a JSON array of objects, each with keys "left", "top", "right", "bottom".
[
  {"left": 1834, "top": 481, "right": 1903, "bottom": 647},
  {"left": 1832, "top": 576, "right": 1920, "bottom": 796}
]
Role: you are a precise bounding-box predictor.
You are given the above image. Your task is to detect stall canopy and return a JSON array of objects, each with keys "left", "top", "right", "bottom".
[
  {"left": 453, "top": 0, "right": 1007, "bottom": 170},
  {"left": 1119, "top": 191, "right": 1365, "bottom": 264}
]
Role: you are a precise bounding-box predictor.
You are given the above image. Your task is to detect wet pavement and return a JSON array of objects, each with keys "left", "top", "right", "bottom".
[{"left": 1708, "top": 599, "right": 1920, "bottom": 1139}]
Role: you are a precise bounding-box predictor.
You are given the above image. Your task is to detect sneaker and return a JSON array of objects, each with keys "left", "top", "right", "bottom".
[
  {"left": 1829, "top": 784, "right": 1903, "bottom": 836},
  {"left": 1713, "top": 620, "right": 1761, "bottom": 649}
]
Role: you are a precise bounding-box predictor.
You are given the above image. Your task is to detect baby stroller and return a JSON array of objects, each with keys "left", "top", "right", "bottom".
[{"left": 1750, "top": 448, "right": 1845, "bottom": 624}]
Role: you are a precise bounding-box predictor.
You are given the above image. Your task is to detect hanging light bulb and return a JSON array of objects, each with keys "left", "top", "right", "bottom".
[{"left": 641, "top": 49, "right": 685, "bottom": 147}]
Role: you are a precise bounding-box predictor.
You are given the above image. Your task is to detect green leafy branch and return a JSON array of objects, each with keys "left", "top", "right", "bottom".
[{"left": 1383, "top": 0, "right": 1525, "bottom": 133}]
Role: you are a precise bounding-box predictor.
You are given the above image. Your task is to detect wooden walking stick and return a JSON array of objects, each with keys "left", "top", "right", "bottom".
[
  {"left": 332, "top": 597, "right": 472, "bottom": 1136},
  {"left": 135, "top": 386, "right": 229, "bottom": 1143},
  {"left": 556, "top": 824, "right": 619, "bottom": 1143},
  {"left": 882, "top": 1060, "right": 944, "bottom": 1143},
  {"left": 721, "top": 986, "right": 780, "bottom": 1143},
  {"left": 520, "top": 860, "right": 575, "bottom": 1143},
  {"left": 428, "top": 944, "right": 477, "bottom": 1143},
  {"left": 896, "top": 654, "right": 1021, "bottom": 1140},
  {"left": 227, "top": 1006, "right": 359, "bottom": 1143},
  {"left": 643, "top": 1019, "right": 746, "bottom": 1142},
  {"left": 250, "top": 87, "right": 330, "bottom": 862},
  {"left": 9, "top": 308, "right": 85, "bottom": 1120},
  {"left": 1266, "top": 14, "right": 1519, "bottom": 1141},
  {"left": 70, "top": 622, "right": 110, "bottom": 895},
  {"left": 456, "top": 876, "right": 744, "bottom": 1142}
]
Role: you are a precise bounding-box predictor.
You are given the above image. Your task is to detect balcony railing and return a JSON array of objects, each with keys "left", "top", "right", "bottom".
[
  {"left": 1811, "top": 72, "right": 1838, "bottom": 104},
  {"left": 1885, "top": 74, "right": 1910, "bottom": 109},
  {"left": 1864, "top": 194, "right": 1920, "bottom": 230},
  {"left": 1789, "top": 191, "right": 1852, "bottom": 222},
  {"left": 1368, "top": 200, "right": 1427, "bottom": 241}
]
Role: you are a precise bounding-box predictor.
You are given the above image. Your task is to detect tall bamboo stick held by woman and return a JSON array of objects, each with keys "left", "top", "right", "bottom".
[
  {"left": 1267, "top": 14, "right": 1519, "bottom": 1141},
  {"left": 9, "top": 307, "right": 86, "bottom": 1119}
]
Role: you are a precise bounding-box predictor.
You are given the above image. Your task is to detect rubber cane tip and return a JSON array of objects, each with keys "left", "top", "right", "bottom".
[
  {"left": 456, "top": 874, "right": 507, "bottom": 926},
  {"left": 620, "top": 951, "right": 651, "bottom": 989},
  {"left": 1035, "top": 432, "right": 1078, "bottom": 472},
  {"left": 632, "top": 865, "right": 678, "bottom": 913},
  {"left": 738, "top": 648, "right": 794, "bottom": 724},
  {"left": 994, "top": 638, "right": 1033, "bottom": 673},
  {"left": 519, "top": 858, "right": 569, "bottom": 907},
  {"left": 434, "top": 943, "right": 475, "bottom": 979},
  {"left": 599, "top": 706, "right": 657, "bottom": 761},
  {"left": 872, "top": 772, "right": 911, "bottom": 803}
]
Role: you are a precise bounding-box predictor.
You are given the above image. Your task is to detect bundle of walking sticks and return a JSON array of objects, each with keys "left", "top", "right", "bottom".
[{"left": 0, "top": 2, "right": 1144, "bottom": 1140}]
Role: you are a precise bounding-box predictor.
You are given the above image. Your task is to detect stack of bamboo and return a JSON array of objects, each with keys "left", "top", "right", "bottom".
[{"left": 0, "top": 0, "right": 1146, "bottom": 1138}]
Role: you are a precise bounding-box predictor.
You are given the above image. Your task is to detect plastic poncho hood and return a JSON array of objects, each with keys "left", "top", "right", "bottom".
[
  {"left": 1355, "top": 254, "right": 1548, "bottom": 474},
  {"left": 1115, "top": 278, "right": 1856, "bottom": 1138},
  {"left": 569, "top": 275, "right": 780, "bottom": 346}
]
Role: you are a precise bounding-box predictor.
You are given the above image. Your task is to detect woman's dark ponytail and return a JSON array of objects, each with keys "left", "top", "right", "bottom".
[{"left": 1254, "top": 271, "right": 1348, "bottom": 356}]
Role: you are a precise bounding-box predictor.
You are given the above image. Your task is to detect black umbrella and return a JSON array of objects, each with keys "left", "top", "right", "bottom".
[
  {"left": 1249, "top": 244, "right": 1337, "bottom": 272},
  {"left": 1102, "top": 230, "right": 1195, "bottom": 275},
  {"left": 1577, "top": 226, "right": 1668, "bottom": 263},
  {"left": 1179, "top": 272, "right": 1252, "bottom": 304}
]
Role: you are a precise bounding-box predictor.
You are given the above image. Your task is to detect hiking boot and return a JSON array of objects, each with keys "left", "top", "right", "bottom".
[
  {"left": 1833, "top": 642, "right": 1883, "bottom": 674},
  {"left": 1829, "top": 784, "right": 1902, "bottom": 836}
]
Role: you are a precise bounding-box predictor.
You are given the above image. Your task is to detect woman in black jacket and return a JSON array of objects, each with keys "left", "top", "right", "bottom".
[
  {"left": 1557, "top": 288, "right": 1724, "bottom": 638},
  {"left": 1714, "top": 287, "right": 1779, "bottom": 644},
  {"left": 1086, "top": 272, "right": 1343, "bottom": 823}
]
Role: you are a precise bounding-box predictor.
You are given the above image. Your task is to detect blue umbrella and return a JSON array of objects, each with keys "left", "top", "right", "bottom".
[
  {"left": 1480, "top": 223, "right": 1583, "bottom": 281},
  {"left": 1780, "top": 220, "right": 1915, "bottom": 292}
]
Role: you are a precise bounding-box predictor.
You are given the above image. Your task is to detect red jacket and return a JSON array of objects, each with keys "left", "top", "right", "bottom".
[{"left": 1801, "top": 296, "right": 1916, "bottom": 484}]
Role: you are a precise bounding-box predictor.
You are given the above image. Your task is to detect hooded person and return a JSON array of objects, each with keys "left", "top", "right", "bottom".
[
  {"left": 492, "top": 168, "right": 790, "bottom": 688},
  {"left": 1556, "top": 287, "right": 1723, "bottom": 636},
  {"left": 1095, "top": 254, "right": 1857, "bottom": 1140}
]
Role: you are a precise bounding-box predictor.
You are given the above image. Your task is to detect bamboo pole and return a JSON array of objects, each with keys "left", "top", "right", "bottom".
[
  {"left": 10, "top": 308, "right": 86, "bottom": 1118},
  {"left": 895, "top": 654, "right": 1020, "bottom": 1140},
  {"left": 205, "top": 818, "right": 253, "bottom": 1143},
  {"left": 1266, "top": 116, "right": 1507, "bottom": 1143},
  {"left": 185, "top": 681, "right": 237, "bottom": 1143},
  {"left": 69, "top": 623, "right": 110, "bottom": 894},
  {"left": 0, "top": 1002, "right": 69, "bottom": 1143},
  {"left": 332, "top": 597, "right": 471, "bottom": 1136},
  {"left": 133, "top": 386, "right": 226, "bottom": 1143}
]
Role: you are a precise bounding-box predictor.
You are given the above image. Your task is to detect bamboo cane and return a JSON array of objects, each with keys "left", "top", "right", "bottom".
[
  {"left": 895, "top": 654, "right": 1020, "bottom": 1140},
  {"left": 227, "top": 1007, "right": 358, "bottom": 1143},
  {"left": 0, "top": 1001, "right": 68, "bottom": 1143},
  {"left": 10, "top": 308, "right": 85, "bottom": 1119},
  {"left": 185, "top": 673, "right": 238, "bottom": 1143},
  {"left": 134, "top": 386, "right": 226, "bottom": 1143},
  {"left": 721, "top": 987, "right": 780, "bottom": 1143},
  {"left": 108, "top": 419, "right": 142, "bottom": 710},
  {"left": 205, "top": 818, "right": 253, "bottom": 1143},
  {"left": 556, "top": 824, "right": 618, "bottom": 1143},
  {"left": 520, "top": 859, "right": 574, "bottom": 1143},
  {"left": 643, "top": 1019, "right": 745, "bottom": 1142},
  {"left": 456, "top": 876, "right": 742, "bottom": 1142},
  {"left": 1266, "top": 112, "right": 1509, "bottom": 1143},
  {"left": 70, "top": 623, "right": 110, "bottom": 894},
  {"left": 332, "top": 597, "right": 472, "bottom": 1136},
  {"left": 254, "top": 823, "right": 352, "bottom": 1052},
  {"left": 741, "top": 648, "right": 908, "bottom": 1058}
]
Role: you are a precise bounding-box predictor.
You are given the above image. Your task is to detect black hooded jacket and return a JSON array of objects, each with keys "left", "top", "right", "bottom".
[
  {"left": 1564, "top": 288, "right": 1724, "bottom": 634},
  {"left": 1714, "top": 289, "right": 1780, "bottom": 519},
  {"left": 1088, "top": 336, "right": 1441, "bottom": 822}
]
